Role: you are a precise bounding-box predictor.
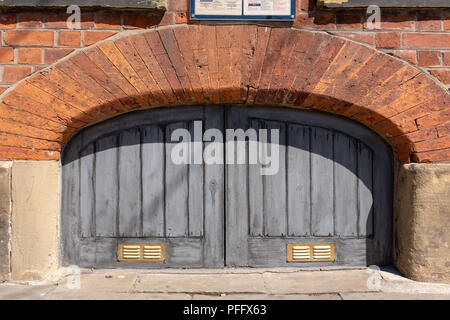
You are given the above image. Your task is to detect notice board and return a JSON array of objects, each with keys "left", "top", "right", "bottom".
[{"left": 190, "top": 0, "right": 296, "bottom": 20}]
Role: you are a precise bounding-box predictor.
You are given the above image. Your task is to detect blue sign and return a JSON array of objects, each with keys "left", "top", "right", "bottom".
[{"left": 190, "top": 0, "right": 296, "bottom": 21}]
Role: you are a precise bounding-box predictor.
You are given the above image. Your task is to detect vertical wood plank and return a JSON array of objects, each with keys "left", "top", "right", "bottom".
[
  {"left": 80, "top": 143, "right": 95, "bottom": 238},
  {"left": 226, "top": 107, "right": 249, "bottom": 266},
  {"left": 334, "top": 133, "right": 358, "bottom": 236},
  {"left": 188, "top": 121, "right": 204, "bottom": 237},
  {"left": 358, "top": 143, "right": 374, "bottom": 236},
  {"left": 203, "top": 107, "right": 224, "bottom": 266},
  {"left": 95, "top": 135, "right": 118, "bottom": 237},
  {"left": 262, "top": 120, "right": 286, "bottom": 236},
  {"left": 118, "top": 128, "right": 142, "bottom": 237},
  {"left": 249, "top": 119, "right": 263, "bottom": 236},
  {"left": 142, "top": 125, "right": 165, "bottom": 237},
  {"left": 371, "top": 149, "right": 393, "bottom": 264},
  {"left": 165, "top": 122, "right": 189, "bottom": 237},
  {"left": 287, "top": 124, "right": 311, "bottom": 236},
  {"left": 61, "top": 137, "right": 82, "bottom": 265},
  {"left": 311, "top": 127, "right": 334, "bottom": 236}
]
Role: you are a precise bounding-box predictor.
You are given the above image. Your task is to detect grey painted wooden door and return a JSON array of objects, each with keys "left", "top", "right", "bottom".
[
  {"left": 225, "top": 107, "right": 393, "bottom": 267},
  {"left": 62, "top": 105, "right": 393, "bottom": 269},
  {"left": 62, "top": 106, "right": 224, "bottom": 268}
]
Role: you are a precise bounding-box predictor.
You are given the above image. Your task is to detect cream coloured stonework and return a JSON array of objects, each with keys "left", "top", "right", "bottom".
[
  {"left": 11, "top": 161, "right": 60, "bottom": 281},
  {"left": 0, "top": 161, "right": 12, "bottom": 281},
  {"left": 394, "top": 163, "right": 450, "bottom": 283}
]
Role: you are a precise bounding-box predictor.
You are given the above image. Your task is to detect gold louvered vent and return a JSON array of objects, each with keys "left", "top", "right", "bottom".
[
  {"left": 287, "top": 243, "right": 336, "bottom": 262},
  {"left": 118, "top": 243, "right": 166, "bottom": 262},
  {"left": 313, "top": 245, "right": 333, "bottom": 260}
]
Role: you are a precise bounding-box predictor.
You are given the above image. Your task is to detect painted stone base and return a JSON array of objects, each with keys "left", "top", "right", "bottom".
[
  {"left": 394, "top": 163, "right": 450, "bottom": 283},
  {"left": 10, "top": 161, "right": 60, "bottom": 281},
  {"left": 0, "top": 162, "right": 11, "bottom": 281}
]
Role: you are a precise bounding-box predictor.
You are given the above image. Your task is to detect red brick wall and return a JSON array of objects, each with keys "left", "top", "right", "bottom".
[
  {"left": 0, "top": 10, "right": 175, "bottom": 94},
  {"left": 0, "top": 3, "right": 449, "bottom": 92}
]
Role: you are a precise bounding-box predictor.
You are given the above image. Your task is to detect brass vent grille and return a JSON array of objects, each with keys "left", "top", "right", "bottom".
[
  {"left": 287, "top": 243, "right": 336, "bottom": 262},
  {"left": 118, "top": 243, "right": 166, "bottom": 262}
]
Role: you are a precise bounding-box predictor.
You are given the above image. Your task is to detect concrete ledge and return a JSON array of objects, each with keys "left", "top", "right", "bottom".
[
  {"left": 11, "top": 161, "right": 60, "bottom": 281},
  {"left": 0, "top": 162, "right": 12, "bottom": 281},
  {"left": 394, "top": 163, "right": 450, "bottom": 283},
  {"left": 2, "top": 268, "right": 450, "bottom": 300}
]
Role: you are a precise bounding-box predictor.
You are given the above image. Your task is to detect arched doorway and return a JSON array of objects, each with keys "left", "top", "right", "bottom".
[
  {"left": 61, "top": 105, "right": 393, "bottom": 268},
  {"left": 1, "top": 24, "right": 447, "bottom": 281}
]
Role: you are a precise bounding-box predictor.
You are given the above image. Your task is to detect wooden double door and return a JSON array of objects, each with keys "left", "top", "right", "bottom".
[{"left": 62, "top": 106, "right": 393, "bottom": 268}]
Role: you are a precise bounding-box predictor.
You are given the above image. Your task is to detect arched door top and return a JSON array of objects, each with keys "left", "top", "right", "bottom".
[{"left": 0, "top": 25, "right": 448, "bottom": 162}]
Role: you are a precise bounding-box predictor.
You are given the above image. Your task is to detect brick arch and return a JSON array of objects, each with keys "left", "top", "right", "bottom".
[{"left": 0, "top": 24, "right": 448, "bottom": 162}]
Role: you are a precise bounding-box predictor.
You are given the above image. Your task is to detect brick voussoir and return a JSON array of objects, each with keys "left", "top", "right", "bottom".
[
  {"left": 128, "top": 33, "right": 178, "bottom": 104},
  {"left": 54, "top": 61, "right": 127, "bottom": 115},
  {"left": 0, "top": 132, "right": 61, "bottom": 151},
  {"left": 114, "top": 37, "right": 168, "bottom": 105},
  {"left": 9, "top": 83, "right": 92, "bottom": 125},
  {"left": 84, "top": 46, "right": 149, "bottom": 108},
  {"left": 24, "top": 73, "right": 102, "bottom": 122},
  {"left": 0, "top": 118, "right": 62, "bottom": 142}
]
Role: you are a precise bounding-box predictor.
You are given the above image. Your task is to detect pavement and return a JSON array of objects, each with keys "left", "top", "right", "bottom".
[{"left": 1, "top": 266, "right": 450, "bottom": 300}]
